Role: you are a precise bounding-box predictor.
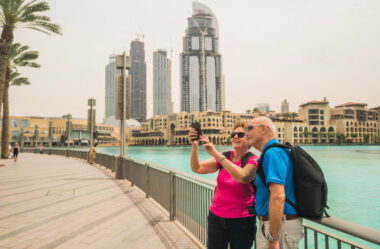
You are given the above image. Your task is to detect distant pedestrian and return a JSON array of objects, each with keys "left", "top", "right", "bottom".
[
  {"left": 89, "top": 143, "right": 97, "bottom": 164},
  {"left": 12, "top": 143, "right": 20, "bottom": 162},
  {"left": 8, "top": 144, "right": 12, "bottom": 158},
  {"left": 39, "top": 144, "right": 44, "bottom": 154}
]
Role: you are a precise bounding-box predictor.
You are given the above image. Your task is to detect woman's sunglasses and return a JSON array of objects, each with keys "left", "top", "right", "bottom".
[{"left": 231, "top": 132, "right": 246, "bottom": 138}]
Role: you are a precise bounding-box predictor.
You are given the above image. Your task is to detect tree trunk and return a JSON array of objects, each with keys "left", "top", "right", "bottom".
[
  {"left": 0, "top": 25, "right": 14, "bottom": 117},
  {"left": 1, "top": 68, "right": 10, "bottom": 158}
]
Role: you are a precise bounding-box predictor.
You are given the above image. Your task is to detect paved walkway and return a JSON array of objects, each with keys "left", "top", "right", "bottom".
[{"left": 0, "top": 153, "right": 202, "bottom": 249}]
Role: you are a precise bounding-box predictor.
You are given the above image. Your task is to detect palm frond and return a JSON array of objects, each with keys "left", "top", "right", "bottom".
[
  {"left": 8, "top": 42, "right": 40, "bottom": 72},
  {"left": 26, "top": 20, "right": 61, "bottom": 35},
  {"left": 18, "top": 0, "right": 49, "bottom": 21},
  {"left": 11, "top": 76, "right": 30, "bottom": 86},
  {"left": 19, "top": 14, "right": 50, "bottom": 22}
]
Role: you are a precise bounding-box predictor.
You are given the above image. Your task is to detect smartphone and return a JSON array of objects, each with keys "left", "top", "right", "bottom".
[{"left": 191, "top": 122, "right": 202, "bottom": 141}]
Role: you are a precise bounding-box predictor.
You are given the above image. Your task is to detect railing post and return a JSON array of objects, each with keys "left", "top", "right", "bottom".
[
  {"left": 145, "top": 163, "right": 150, "bottom": 198},
  {"left": 130, "top": 162, "right": 134, "bottom": 186},
  {"left": 115, "top": 156, "right": 123, "bottom": 179},
  {"left": 169, "top": 171, "right": 176, "bottom": 221}
]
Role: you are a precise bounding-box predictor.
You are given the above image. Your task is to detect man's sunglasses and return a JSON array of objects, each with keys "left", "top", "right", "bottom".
[
  {"left": 231, "top": 132, "right": 246, "bottom": 138},
  {"left": 246, "top": 124, "right": 263, "bottom": 132}
]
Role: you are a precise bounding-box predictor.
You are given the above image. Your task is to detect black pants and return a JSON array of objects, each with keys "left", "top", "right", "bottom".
[{"left": 207, "top": 211, "right": 256, "bottom": 249}]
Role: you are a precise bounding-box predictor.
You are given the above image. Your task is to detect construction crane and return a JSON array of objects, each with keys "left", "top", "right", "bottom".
[{"left": 190, "top": 16, "right": 207, "bottom": 112}]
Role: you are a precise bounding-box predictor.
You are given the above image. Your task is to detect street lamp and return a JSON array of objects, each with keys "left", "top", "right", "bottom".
[
  {"left": 48, "top": 121, "right": 53, "bottom": 149},
  {"left": 34, "top": 125, "right": 39, "bottom": 149},
  {"left": 116, "top": 52, "right": 131, "bottom": 156},
  {"left": 20, "top": 128, "right": 24, "bottom": 148},
  {"left": 87, "top": 98, "right": 96, "bottom": 147},
  {"left": 62, "top": 114, "right": 72, "bottom": 149}
]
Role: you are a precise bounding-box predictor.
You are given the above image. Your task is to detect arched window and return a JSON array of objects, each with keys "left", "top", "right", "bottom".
[{"left": 294, "top": 127, "right": 297, "bottom": 132}]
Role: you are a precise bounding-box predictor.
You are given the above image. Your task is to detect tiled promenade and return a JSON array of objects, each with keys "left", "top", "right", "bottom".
[{"left": 0, "top": 153, "right": 202, "bottom": 249}]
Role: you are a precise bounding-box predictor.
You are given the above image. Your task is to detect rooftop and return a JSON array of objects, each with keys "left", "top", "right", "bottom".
[
  {"left": 300, "top": 100, "right": 329, "bottom": 107},
  {"left": 335, "top": 102, "right": 368, "bottom": 108}
]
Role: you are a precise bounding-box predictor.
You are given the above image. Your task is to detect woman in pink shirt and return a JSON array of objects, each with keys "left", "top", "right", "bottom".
[{"left": 189, "top": 122, "right": 259, "bottom": 249}]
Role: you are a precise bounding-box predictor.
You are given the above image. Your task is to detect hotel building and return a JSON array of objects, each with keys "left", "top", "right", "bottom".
[
  {"left": 130, "top": 39, "right": 147, "bottom": 122},
  {"left": 105, "top": 55, "right": 120, "bottom": 119},
  {"left": 153, "top": 50, "right": 172, "bottom": 116},
  {"left": 180, "top": 2, "right": 223, "bottom": 113}
]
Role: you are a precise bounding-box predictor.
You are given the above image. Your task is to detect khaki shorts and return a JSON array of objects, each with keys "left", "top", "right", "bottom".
[{"left": 257, "top": 217, "right": 303, "bottom": 249}]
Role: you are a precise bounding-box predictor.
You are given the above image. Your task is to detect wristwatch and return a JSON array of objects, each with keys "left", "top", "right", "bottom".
[
  {"left": 218, "top": 156, "right": 226, "bottom": 163},
  {"left": 265, "top": 233, "right": 279, "bottom": 242}
]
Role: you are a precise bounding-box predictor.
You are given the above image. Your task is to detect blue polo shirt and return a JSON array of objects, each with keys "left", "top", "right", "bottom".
[{"left": 255, "top": 138, "right": 297, "bottom": 216}]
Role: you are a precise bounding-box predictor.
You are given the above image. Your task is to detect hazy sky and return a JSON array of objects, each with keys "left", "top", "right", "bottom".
[{"left": 13, "top": 0, "right": 380, "bottom": 121}]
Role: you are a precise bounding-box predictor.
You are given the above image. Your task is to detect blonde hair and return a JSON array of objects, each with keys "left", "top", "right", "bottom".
[{"left": 233, "top": 121, "right": 247, "bottom": 130}]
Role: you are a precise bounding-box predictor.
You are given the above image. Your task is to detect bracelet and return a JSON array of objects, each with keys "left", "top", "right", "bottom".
[{"left": 218, "top": 156, "right": 226, "bottom": 163}]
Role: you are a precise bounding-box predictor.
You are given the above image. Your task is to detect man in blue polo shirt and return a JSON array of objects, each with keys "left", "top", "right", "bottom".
[{"left": 246, "top": 117, "right": 303, "bottom": 249}]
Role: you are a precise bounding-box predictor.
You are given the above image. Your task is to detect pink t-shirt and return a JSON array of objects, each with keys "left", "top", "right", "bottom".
[{"left": 209, "top": 151, "right": 259, "bottom": 218}]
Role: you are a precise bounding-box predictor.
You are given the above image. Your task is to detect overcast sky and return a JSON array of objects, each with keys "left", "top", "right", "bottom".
[{"left": 12, "top": 0, "right": 380, "bottom": 121}]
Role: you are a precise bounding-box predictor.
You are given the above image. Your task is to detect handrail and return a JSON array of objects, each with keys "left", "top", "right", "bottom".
[{"left": 309, "top": 216, "right": 380, "bottom": 245}]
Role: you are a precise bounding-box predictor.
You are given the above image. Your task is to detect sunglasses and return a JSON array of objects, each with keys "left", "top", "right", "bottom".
[
  {"left": 246, "top": 124, "right": 263, "bottom": 132},
  {"left": 231, "top": 132, "right": 246, "bottom": 138}
]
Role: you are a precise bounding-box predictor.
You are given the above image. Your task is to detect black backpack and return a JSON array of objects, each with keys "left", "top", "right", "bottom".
[
  {"left": 257, "top": 143, "right": 329, "bottom": 219},
  {"left": 219, "top": 151, "right": 256, "bottom": 215}
]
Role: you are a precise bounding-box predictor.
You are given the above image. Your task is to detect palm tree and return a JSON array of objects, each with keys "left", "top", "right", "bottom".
[
  {"left": 0, "top": 0, "right": 61, "bottom": 115},
  {"left": 245, "top": 109, "right": 251, "bottom": 114},
  {"left": 336, "top": 133, "right": 345, "bottom": 144},
  {"left": 363, "top": 134, "right": 370, "bottom": 144},
  {"left": 1, "top": 43, "right": 39, "bottom": 158},
  {"left": 351, "top": 133, "right": 358, "bottom": 143},
  {"left": 290, "top": 112, "right": 298, "bottom": 121}
]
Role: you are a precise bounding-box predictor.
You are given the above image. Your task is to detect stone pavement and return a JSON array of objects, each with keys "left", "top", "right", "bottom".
[{"left": 0, "top": 153, "right": 203, "bottom": 249}]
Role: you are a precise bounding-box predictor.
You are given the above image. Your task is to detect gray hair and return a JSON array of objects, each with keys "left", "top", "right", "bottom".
[{"left": 252, "top": 117, "right": 276, "bottom": 134}]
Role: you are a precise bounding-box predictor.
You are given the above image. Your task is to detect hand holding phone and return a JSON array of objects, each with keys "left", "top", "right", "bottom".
[{"left": 190, "top": 122, "right": 203, "bottom": 145}]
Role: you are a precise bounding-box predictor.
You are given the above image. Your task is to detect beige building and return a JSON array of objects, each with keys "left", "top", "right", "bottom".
[
  {"left": 298, "top": 100, "right": 337, "bottom": 144},
  {"left": 0, "top": 116, "right": 120, "bottom": 146},
  {"left": 330, "top": 103, "right": 379, "bottom": 143}
]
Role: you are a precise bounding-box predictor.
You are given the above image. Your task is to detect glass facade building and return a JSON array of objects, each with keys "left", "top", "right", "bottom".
[
  {"left": 180, "top": 2, "right": 223, "bottom": 113},
  {"left": 153, "top": 50, "right": 172, "bottom": 116},
  {"left": 105, "top": 55, "right": 120, "bottom": 119},
  {"left": 130, "top": 40, "right": 147, "bottom": 122}
]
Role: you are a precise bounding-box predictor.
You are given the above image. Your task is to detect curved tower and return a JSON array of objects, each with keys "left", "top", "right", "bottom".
[{"left": 180, "top": 2, "right": 223, "bottom": 113}]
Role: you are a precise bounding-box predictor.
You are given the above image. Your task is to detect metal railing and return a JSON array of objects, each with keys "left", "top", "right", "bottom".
[{"left": 21, "top": 148, "right": 380, "bottom": 248}]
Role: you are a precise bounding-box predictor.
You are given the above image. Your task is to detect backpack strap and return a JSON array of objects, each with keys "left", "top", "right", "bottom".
[
  {"left": 257, "top": 142, "right": 297, "bottom": 211},
  {"left": 257, "top": 143, "right": 292, "bottom": 185}
]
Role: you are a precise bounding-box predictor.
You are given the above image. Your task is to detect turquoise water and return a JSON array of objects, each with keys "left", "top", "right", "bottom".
[{"left": 98, "top": 145, "right": 380, "bottom": 246}]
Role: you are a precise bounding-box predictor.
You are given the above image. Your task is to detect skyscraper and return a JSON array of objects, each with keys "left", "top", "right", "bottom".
[
  {"left": 130, "top": 39, "right": 147, "bottom": 122},
  {"left": 257, "top": 103, "right": 270, "bottom": 113},
  {"left": 105, "top": 55, "right": 120, "bottom": 119},
  {"left": 153, "top": 50, "right": 172, "bottom": 116},
  {"left": 281, "top": 99, "right": 289, "bottom": 113},
  {"left": 180, "top": 2, "right": 223, "bottom": 113}
]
